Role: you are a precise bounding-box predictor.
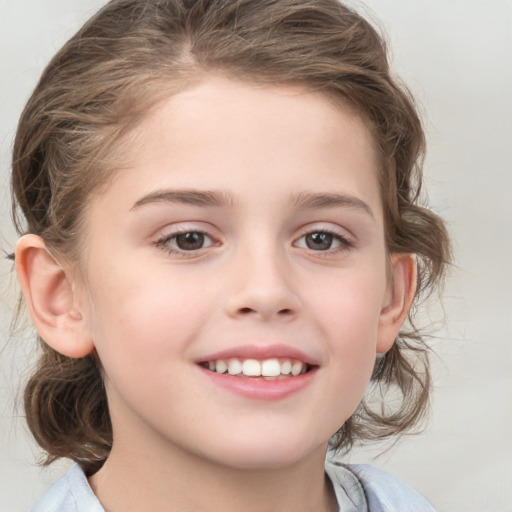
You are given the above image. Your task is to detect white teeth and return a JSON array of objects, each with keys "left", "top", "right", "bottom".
[
  {"left": 291, "top": 361, "right": 304, "bottom": 376},
  {"left": 242, "top": 359, "right": 261, "bottom": 377},
  {"left": 261, "top": 359, "right": 281, "bottom": 377},
  {"left": 216, "top": 360, "right": 228, "bottom": 374},
  {"left": 228, "top": 358, "right": 243, "bottom": 375},
  {"left": 281, "top": 360, "right": 292, "bottom": 375},
  {"left": 206, "top": 358, "right": 308, "bottom": 378}
]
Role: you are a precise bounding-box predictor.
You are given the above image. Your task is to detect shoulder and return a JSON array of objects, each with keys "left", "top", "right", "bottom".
[
  {"left": 31, "top": 464, "right": 104, "bottom": 512},
  {"left": 326, "top": 460, "right": 437, "bottom": 512}
]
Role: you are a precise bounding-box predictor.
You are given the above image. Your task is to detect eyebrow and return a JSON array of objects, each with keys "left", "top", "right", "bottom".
[
  {"left": 292, "top": 191, "right": 374, "bottom": 219},
  {"left": 130, "top": 189, "right": 234, "bottom": 210},
  {"left": 130, "top": 188, "right": 374, "bottom": 219}
]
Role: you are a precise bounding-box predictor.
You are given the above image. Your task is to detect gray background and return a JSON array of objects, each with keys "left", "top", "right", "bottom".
[{"left": 1, "top": 1, "right": 511, "bottom": 510}]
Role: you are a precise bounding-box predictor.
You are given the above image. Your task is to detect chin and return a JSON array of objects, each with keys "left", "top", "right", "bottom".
[{"left": 200, "top": 432, "right": 327, "bottom": 472}]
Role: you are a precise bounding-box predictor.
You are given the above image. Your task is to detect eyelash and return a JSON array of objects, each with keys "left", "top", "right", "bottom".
[
  {"left": 294, "top": 228, "right": 354, "bottom": 255},
  {"left": 153, "top": 227, "right": 354, "bottom": 257},
  {"left": 153, "top": 228, "right": 217, "bottom": 257}
]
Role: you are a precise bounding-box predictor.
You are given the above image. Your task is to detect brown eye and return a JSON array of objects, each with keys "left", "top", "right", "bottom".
[
  {"left": 304, "top": 232, "right": 334, "bottom": 251},
  {"left": 155, "top": 230, "right": 214, "bottom": 255},
  {"left": 294, "top": 230, "right": 352, "bottom": 254},
  {"left": 175, "top": 232, "right": 206, "bottom": 251}
]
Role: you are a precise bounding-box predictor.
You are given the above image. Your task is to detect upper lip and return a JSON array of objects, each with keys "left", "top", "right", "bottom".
[{"left": 196, "top": 344, "right": 320, "bottom": 366}]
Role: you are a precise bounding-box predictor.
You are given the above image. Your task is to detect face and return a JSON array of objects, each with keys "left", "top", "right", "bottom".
[{"left": 75, "top": 77, "right": 400, "bottom": 470}]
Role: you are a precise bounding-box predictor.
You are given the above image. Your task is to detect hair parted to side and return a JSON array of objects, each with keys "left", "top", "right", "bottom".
[{"left": 12, "top": 0, "right": 450, "bottom": 474}]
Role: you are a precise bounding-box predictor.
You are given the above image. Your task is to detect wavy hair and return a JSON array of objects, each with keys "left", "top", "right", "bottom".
[{"left": 11, "top": 0, "right": 451, "bottom": 475}]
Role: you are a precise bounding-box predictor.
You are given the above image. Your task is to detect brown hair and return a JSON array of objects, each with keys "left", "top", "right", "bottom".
[{"left": 11, "top": 0, "right": 450, "bottom": 474}]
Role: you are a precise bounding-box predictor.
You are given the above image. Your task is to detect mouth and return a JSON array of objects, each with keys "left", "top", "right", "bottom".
[{"left": 199, "top": 358, "right": 313, "bottom": 381}]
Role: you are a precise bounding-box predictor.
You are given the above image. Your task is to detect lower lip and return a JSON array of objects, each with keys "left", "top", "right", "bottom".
[{"left": 197, "top": 366, "right": 317, "bottom": 401}]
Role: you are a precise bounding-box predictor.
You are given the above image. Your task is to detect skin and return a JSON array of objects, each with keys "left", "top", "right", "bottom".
[{"left": 16, "top": 77, "right": 415, "bottom": 512}]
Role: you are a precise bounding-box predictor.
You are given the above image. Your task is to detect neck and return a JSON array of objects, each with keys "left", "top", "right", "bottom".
[{"left": 88, "top": 438, "right": 337, "bottom": 512}]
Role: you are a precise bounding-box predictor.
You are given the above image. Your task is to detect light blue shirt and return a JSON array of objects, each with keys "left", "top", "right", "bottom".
[{"left": 31, "top": 460, "right": 436, "bottom": 511}]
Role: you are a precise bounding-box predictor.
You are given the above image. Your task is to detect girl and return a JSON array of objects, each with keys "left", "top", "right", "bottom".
[{"left": 11, "top": 0, "right": 450, "bottom": 510}]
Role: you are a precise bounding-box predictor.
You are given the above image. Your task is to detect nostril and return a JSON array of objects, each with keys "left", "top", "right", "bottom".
[{"left": 237, "top": 307, "right": 292, "bottom": 316}]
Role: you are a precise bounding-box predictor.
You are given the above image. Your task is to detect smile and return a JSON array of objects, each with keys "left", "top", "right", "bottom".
[{"left": 200, "top": 358, "right": 310, "bottom": 380}]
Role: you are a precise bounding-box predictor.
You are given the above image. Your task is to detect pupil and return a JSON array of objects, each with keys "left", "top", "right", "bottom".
[
  {"left": 176, "top": 232, "right": 204, "bottom": 250},
  {"left": 306, "top": 232, "right": 332, "bottom": 250}
]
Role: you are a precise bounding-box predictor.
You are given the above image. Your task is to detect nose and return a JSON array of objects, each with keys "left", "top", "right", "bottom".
[{"left": 224, "top": 245, "right": 301, "bottom": 321}]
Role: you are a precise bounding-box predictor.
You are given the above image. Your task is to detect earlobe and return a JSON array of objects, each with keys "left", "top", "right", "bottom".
[
  {"left": 15, "top": 234, "right": 94, "bottom": 358},
  {"left": 376, "top": 253, "right": 417, "bottom": 354}
]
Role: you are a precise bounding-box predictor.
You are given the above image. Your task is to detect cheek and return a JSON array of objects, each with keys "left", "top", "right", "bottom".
[
  {"left": 82, "top": 268, "right": 212, "bottom": 418},
  {"left": 309, "top": 265, "right": 387, "bottom": 386},
  {"left": 315, "top": 265, "right": 386, "bottom": 335},
  {"left": 82, "top": 262, "right": 213, "bottom": 374}
]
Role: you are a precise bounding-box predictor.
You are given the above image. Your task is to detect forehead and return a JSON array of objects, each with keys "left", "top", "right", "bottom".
[{"left": 90, "top": 76, "right": 382, "bottom": 222}]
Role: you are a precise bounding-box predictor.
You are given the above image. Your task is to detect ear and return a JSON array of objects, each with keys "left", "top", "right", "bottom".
[
  {"left": 15, "top": 234, "right": 94, "bottom": 358},
  {"left": 376, "top": 253, "right": 417, "bottom": 354}
]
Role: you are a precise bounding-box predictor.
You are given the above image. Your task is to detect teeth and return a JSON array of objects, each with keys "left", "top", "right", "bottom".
[
  {"left": 261, "top": 359, "right": 281, "bottom": 377},
  {"left": 228, "top": 358, "right": 243, "bottom": 375},
  {"left": 208, "top": 358, "right": 307, "bottom": 377},
  {"left": 242, "top": 359, "right": 261, "bottom": 376},
  {"left": 291, "top": 360, "right": 304, "bottom": 376},
  {"left": 216, "top": 360, "right": 228, "bottom": 374},
  {"left": 281, "top": 360, "right": 292, "bottom": 375}
]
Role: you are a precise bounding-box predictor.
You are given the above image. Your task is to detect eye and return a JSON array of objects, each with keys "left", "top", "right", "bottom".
[
  {"left": 154, "top": 230, "right": 215, "bottom": 254},
  {"left": 304, "top": 232, "right": 335, "bottom": 251},
  {"left": 295, "top": 230, "right": 352, "bottom": 252},
  {"left": 174, "top": 232, "right": 209, "bottom": 251}
]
